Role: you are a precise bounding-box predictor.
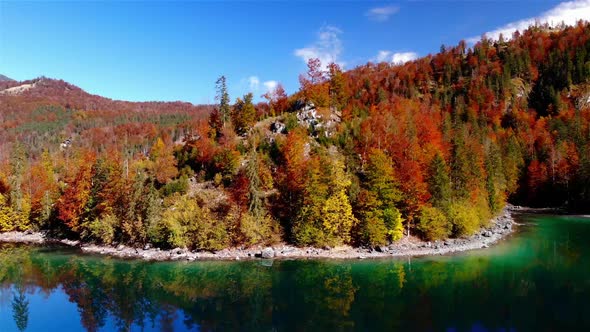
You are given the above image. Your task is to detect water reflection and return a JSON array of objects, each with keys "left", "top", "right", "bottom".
[{"left": 0, "top": 215, "right": 589, "bottom": 331}]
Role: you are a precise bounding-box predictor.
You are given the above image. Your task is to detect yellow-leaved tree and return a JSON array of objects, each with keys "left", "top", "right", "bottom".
[{"left": 321, "top": 158, "right": 357, "bottom": 246}]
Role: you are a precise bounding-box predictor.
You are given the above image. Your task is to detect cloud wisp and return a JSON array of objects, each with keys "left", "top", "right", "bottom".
[
  {"left": 295, "top": 25, "right": 344, "bottom": 70},
  {"left": 248, "top": 76, "right": 260, "bottom": 91},
  {"left": 374, "top": 50, "right": 418, "bottom": 64},
  {"left": 467, "top": 0, "right": 590, "bottom": 43},
  {"left": 263, "top": 80, "right": 278, "bottom": 92},
  {"left": 365, "top": 5, "right": 399, "bottom": 22}
]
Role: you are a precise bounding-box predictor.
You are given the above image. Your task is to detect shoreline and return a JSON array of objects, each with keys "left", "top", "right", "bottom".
[{"left": 0, "top": 205, "right": 521, "bottom": 261}]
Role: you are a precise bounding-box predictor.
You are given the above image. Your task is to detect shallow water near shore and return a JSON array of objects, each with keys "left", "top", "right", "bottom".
[{"left": 0, "top": 213, "right": 589, "bottom": 331}]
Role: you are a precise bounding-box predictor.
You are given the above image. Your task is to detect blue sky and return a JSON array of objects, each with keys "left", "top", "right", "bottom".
[{"left": 1, "top": 1, "right": 588, "bottom": 104}]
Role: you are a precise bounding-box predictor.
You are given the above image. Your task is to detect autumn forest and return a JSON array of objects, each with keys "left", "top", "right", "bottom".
[{"left": 1, "top": 22, "right": 590, "bottom": 251}]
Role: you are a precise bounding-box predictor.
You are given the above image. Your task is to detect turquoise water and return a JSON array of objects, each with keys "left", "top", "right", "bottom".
[{"left": 0, "top": 214, "right": 589, "bottom": 331}]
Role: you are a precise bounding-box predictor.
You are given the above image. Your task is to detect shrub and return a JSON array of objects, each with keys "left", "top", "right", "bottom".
[
  {"left": 293, "top": 207, "right": 326, "bottom": 246},
  {"left": 150, "top": 196, "right": 227, "bottom": 250},
  {"left": 357, "top": 216, "right": 388, "bottom": 247},
  {"left": 239, "top": 212, "right": 280, "bottom": 246},
  {"left": 417, "top": 206, "right": 451, "bottom": 241},
  {"left": 447, "top": 202, "right": 480, "bottom": 237},
  {"left": 0, "top": 193, "right": 29, "bottom": 232},
  {"left": 89, "top": 213, "right": 118, "bottom": 244},
  {"left": 160, "top": 176, "right": 189, "bottom": 196},
  {"left": 383, "top": 207, "right": 404, "bottom": 242}
]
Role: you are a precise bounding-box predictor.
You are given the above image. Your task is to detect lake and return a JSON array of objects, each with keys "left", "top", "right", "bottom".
[{"left": 0, "top": 213, "right": 589, "bottom": 331}]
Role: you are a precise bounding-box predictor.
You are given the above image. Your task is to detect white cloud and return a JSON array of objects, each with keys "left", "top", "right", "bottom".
[
  {"left": 373, "top": 50, "right": 418, "bottom": 64},
  {"left": 294, "top": 25, "right": 344, "bottom": 70},
  {"left": 392, "top": 52, "right": 418, "bottom": 64},
  {"left": 468, "top": 0, "right": 590, "bottom": 43},
  {"left": 248, "top": 76, "right": 260, "bottom": 91},
  {"left": 365, "top": 5, "right": 399, "bottom": 22},
  {"left": 376, "top": 50, "right": 392, "bottom": 62},
  {"left": 263, "top": 80, "right": 278, "bottom": 92}
]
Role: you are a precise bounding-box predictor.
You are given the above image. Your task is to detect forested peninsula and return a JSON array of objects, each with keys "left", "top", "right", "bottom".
[{"left": 1, "top": 22, "right": 589, "bottom": 255}]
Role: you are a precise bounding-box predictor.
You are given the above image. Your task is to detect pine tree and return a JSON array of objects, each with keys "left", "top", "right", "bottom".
[
  {"left": 215, "top": 75, "right": 231, "bottom": 126},
  {"left": 427, "top": 153, "right": 451, "bottom": 209}
]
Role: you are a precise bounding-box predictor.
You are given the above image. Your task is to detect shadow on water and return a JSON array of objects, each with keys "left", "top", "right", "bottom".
[{"left": 0, "top": 214, "right": 589, "bottom": 331}]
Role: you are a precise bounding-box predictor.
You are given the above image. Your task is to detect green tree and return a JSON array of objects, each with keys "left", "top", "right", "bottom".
[
  {"left": 448, "top": 202, "right": 480, "bottom": 237},
  {"left": 356, "top": 149, "right": 404, "bottom": 246},
  {"left": 328, "top": 62, "right": 346, "bottom": 111},
  {"left": 427, "top": 153, "right": 451, "bottom": 209},
  {"left": 240, "top": 146, "right": 277, "bottom": 245},
  {"left": 12, "top": 287, "right": 29, "bottom": 332},
  {"left": 321, "top": 158, "right": 358, "bottom": 245},
  {"left": 232, "top": 93, "right": 257, "bottom": 135},
  {"left": 9, "top": 143, "right": 30, "bottom": 227},
  {"left": 152, "top": 195, "right": 227, "bottom": 250},
  {"left": 416, "top": 206, "right": 451, "bottom": 241},
  {"left": 216, "top": 75, "right": 231, "bottom": 126}
]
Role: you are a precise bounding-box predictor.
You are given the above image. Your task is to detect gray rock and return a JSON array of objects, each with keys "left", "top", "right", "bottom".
[
  {"left": 261, "top": 247, "right": 275, "bottom": 259},
  {"left": 171, "top": 247, "right": 187, "bottom": 255},
  {"left": 483, "top": 231, "right": 493, "bottom": 237},
  {"left": 116, "top": 244, "right": 125, "bottom": 251}
]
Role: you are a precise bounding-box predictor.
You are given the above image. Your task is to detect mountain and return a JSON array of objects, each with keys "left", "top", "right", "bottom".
[
  {"left": 0, "top": 76, "right": 214, "bottom": 161},
  {"left": 0, "top": 76, "right": 211, "bottom": 114},
  {"left": 0, "top": 74, "right": 14, "bottom": 82}
]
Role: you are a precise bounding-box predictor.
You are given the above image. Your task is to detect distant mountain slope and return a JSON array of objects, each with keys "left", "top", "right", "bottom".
[
  {"left": 0, "top": 74, "right": 14, "bottom": 82},
  {"left": 0, "top": 76, "right": 211, "bottom": 114},
  {"left": 0, "top": 76, "right": 214, "bottom": 160}
]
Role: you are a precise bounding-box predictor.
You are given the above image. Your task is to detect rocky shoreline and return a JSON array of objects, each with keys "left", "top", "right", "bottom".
[{"left": 0, "top": 205, "right": 520, "bottom": 261}]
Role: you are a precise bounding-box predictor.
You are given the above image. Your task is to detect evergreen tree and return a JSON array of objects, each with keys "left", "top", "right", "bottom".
[
  {"left": 12, "top": 288, "right": 29, "bottom": 332},
  {"left": 215, "top": 75, "right": 230, "bottom": 126},
  {"left": 427, "top": 153, "right": 451, "bottom": 209}
]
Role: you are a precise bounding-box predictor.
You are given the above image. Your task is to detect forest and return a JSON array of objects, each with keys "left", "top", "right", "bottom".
[{"left": 0, "top": 22, "right": 589, "bottom": 250}]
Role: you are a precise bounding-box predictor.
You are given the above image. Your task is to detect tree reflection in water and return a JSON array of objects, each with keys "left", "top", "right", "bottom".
[{"left": 0, "top": 215, "right": 590, "bottom": 331}]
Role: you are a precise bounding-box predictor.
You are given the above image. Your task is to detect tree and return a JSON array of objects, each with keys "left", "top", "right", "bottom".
[
  {"left": 151, "top": 195, "right": 227, "bottom": 250},
  {"left": 262, "top": 83, "right": 288, "bottom": 115},
  {"left": 56, "top": 152, "right": 95, "bottom": 234},
  {"left": 328, "top": 62, "right": 346, "bottom": 111},
  {"left": 320, "top": 158, "right": 357, "bottom": 245},
  {"left": 232, "top": 93, "right": 257, "bottom": 135},
  {"left": 9, "top": 143, "right": 29, "bottom": 226},
  {"left": 29, "top": 150, "right": 58, "bottom": 228},
  {"left": 0, "top": 193, "right": 27, "bottom": 232},
  {"left": 416, "top": 206, "right": 451, "bottom": 241},
  {"left": 149, "top": 138, "right": 178, "bottom": 185},
  {"left": 216, "top": 75, "right": 231, "bottom": 126},
  {"left": 355, "top": 149, "right": 404, "bottom": 246},
  {"left": 427, "top": 153, "right": 451, "bottom": 209},
  {"left": 299, "top": 58, "right": 329, "bottom": 107},
  {"left": 12, "top": 287, "right": 29, "bottom": 332}
]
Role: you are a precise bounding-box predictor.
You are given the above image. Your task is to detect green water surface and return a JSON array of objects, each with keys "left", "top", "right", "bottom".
[{"left": 0, "top": 214, "right": 589, "bottom": 331}]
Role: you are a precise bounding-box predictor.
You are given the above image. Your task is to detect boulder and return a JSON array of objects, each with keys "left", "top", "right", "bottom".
[{"left": 261, "top": 247, "right": 275, "bottom": 259}]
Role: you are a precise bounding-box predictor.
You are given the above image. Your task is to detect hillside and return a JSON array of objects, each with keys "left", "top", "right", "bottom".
[
  {"left": 0, "top": 22, "right": 589, "bottom": 251},
  {"left": 0, "top": 74, "right": 14, "bottom": 82},
  {"left": 0, "top": 77, "right": 213, "bottom": 159}
]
